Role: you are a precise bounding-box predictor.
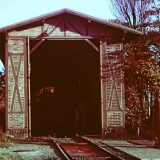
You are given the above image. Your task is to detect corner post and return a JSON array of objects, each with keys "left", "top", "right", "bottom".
[
  {"left": 100, "top": 39, "right": 106, "bottom": 135},
  {"left": 27, "top": 37, "right": 31, "bottom": 137}
]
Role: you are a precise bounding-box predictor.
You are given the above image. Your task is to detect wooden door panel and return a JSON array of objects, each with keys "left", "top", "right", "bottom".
[
  {"left": 105, "top": 43, "right": 125, "bottom": 128},
  {"left": 6, "top": 37, "right": 28, "bottom": 137}
]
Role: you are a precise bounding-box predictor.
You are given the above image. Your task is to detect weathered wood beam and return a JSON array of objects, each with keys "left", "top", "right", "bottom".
[
  {"left": 64, "top": 15, "right": 67, "bottom": 37},
  {"left": 67, "top": 21, "right": 82, "bottom": 35},
  {"left": 30, "top": 39, "right": 45, "bottom": 54},
  {"left": 47, "top": 20, "right": 63, "bottom": 36},
  {"left": 30, "top": 21, "right": 64, "bottom": 54},
  {"left": 30, "top": 36, "right": 93, "bottom": 40},
  {"left": 100, "top": 40, "right": 107, "bottom": 134},
  {"left": 85, "top": 39, "right": 99, "bottom": 52},
  {"left": 41, "top": 20, "right": 45, "bottom": 34},
  {"left": 27, "top": 37, "right": 31, "bottom": 137},
  {"left": 86, "top": 21, "right": 89, "bottom": 36}
]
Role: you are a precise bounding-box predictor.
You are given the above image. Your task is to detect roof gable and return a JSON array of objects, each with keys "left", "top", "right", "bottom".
[
  {"left": 7, "top": 12, "right": 128, "bottom": 42},
  {"left": 0, "top": 9, "right": 142, "bottom": 36}
]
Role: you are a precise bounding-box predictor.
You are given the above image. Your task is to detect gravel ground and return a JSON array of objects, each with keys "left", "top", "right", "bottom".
[
  {"left": 0, "top": 143, "right": 60, "bottom": 160},
  {"left": 87, "top": 137, "right": 160, "bottom": 160},
  {"left": 128, "top": 140, "right": 155, "bottom": 147}
]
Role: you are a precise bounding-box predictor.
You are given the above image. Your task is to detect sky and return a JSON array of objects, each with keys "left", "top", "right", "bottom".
[
  {"left": 0, "top": 0, "right": 114, "bottom": 28},
  {"left": 0, "top": 0, "right": 115, "bottom": 71}
]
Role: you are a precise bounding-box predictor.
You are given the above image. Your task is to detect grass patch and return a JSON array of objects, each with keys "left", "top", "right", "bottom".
[{"left": 0, "top": 132, "right": 13, "bottom": 148}]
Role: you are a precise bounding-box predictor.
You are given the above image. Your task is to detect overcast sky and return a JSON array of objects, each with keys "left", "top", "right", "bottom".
[{"left": 0, "top": 0, "right": 115, "bottom": 71}]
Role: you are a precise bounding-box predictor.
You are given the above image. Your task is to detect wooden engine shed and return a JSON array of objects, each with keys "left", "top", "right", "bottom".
[{"left": 0, "top": 9, "right": 142, "bottom": 137}]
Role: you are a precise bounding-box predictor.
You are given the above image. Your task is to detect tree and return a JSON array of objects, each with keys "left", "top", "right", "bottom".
[
  {"left": 146, "top": 0, "right": 160, "bottom": 31},
  {"left": 109, "top": 0, "right": 160, "bottom": 137},
  {"left": 110, "top": 0, "right": 158, "bottom": 31},
  {"left": 124, "top": 35, "right": 160, "bottom": 132}
]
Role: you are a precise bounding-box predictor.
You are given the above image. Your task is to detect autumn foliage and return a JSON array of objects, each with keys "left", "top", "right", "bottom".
[
  {"left": 109, "top": 0, "right": 160, "bottom": 137},
  {"left": 124, "top": 35, "right": 160, "bottom": 132}
]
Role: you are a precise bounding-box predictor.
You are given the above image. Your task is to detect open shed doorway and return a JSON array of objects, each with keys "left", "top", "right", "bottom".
[{"left": 30, "top": 40, "right": 101, "bottom": 137}]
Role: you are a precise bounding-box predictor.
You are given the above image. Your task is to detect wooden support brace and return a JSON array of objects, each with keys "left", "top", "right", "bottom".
[
  {"left": 30, "top": 39, "right": 45, "bottom": 54},
  {"left": 64, "top": 15, "right": 67, "bottom": 37},
  {"left": 47, "top": 20, "right": 63, "bottom": 36},
  {"left": 67, "top": 21, "right": 82, "bottom": 35},
  {"left": 30, "top": 20, "right": 64, "bottom": 54},
  {"left": 85, "top": 39, "right": 99, "bottom": 52}
]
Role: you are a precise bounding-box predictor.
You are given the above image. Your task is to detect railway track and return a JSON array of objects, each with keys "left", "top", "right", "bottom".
[
  {"left": 12, "top": 136, "right": 140, "bottom": 159},
  {"left": 49, "top": 135, "right": 140, "bottom": 160},
  {"left": 82, "top": 136, "right": 140, "bottom": 160}
]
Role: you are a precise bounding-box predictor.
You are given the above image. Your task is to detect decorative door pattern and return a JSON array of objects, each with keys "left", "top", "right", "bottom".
[
  {"left": 105, "top": 43, "right": 125, "bottom": 127},
  {"left": 6, "top": 37, "right": 28, "bottom": 137}
]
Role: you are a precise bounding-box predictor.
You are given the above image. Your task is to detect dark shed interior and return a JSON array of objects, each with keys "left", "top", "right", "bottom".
[{"left": 30, "top": 40, "right": 101, "bottom": 137}]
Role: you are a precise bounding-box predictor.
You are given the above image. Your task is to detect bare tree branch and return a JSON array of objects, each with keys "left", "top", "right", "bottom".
[{"left": 110, "top": 0, "right": 155, "bottom": 30}]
